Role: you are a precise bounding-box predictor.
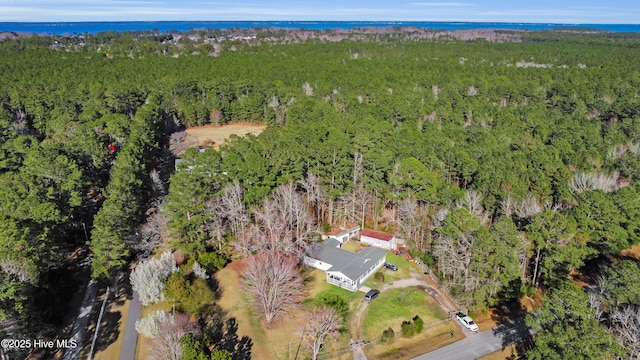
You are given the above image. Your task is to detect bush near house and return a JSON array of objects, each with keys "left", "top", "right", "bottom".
[
  {"left": 401, "top": 320, "right": 416, "bottom": 337},
  {"left": 413, "top": 315, "right": 424, "bottom": 334},
  {"left": 381, "top": 327, "right": 395, "bottom": 344}
]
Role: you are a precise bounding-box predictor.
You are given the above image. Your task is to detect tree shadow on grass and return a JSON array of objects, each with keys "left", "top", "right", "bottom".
[
  {"left": 200, "top": 308, "right": 253, "bottom": 360},
  {"left": 79, "top": 284, "right": 124, "bottom": 357}
]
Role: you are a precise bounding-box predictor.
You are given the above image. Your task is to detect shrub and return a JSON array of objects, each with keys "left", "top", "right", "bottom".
[
  {"left": 413, "top": 315, "right": 424, "bottom": 334},
  {"left": 409, "top": 249, "right": 436, "bottom": 267},
  {"left": 381, "top": 327, "right": 395, "bottom": 344},
  {"left": 374, "top": 272, "right": 385, "bottom": 283},
  {"left": 313, "top": 293, "right": 349, "bottom": 321},
  {"left": 401, "top": 320, "right": 416, "bottom": 337},
  {"left": 165, "top": 273, "right": 216, "bottom": 316},
  {"left": 198, "top": 251, "right": 229, "bottom": 273}
]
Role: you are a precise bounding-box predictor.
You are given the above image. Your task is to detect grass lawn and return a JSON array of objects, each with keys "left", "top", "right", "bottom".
[
  {"left": 304, "top": 268, "right": 361, "bottom": 307},
  {"left": 364, "top": 251, "right": 417, "bottom": 288},
  {"left": 302, "top": 267, "right": 366, "bottom": 357},
  {"left": 478, "top": 344, "right": 519, "bottom": 360},
  {"left": 340, "top": 240, "right": 363, "bottom": 253},
  {"left": 364, "top": 322, "right": 463, "bottom": 360},
  {"left": 362, "top": 287, "right": 447, "bottom": 340},
  {"left": 217, "top": 263, "right": 355, "bottom": 360}
]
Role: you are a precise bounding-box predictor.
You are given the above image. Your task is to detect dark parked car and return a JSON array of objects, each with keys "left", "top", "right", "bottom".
[
  {"left": 365, "top": 289, "right": 380, "bottom": 301},
  {"left": 384, "top": 262, "right": 398, "bottom": 271}
]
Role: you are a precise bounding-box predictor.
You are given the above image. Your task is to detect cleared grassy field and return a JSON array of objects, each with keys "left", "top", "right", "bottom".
[
  {"left": 362, "top": 287, "right": 447, "bottom": 340},
  {"left": 217, "top": 263, "right": 352, "bottom": 360},
  {"left": 364, "top": 321, "right": 463, "bottom": 360}
]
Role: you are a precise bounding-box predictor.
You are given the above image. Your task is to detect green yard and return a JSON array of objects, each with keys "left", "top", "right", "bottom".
[
  {"left": 364, "top": 251, "right": 417, "bottom": 287},
  {"left": 339, "top": 240, "right": 364, "bottom": 253},
  {"left": 362, "top": 287, "right": 447, "bottom": 339}
]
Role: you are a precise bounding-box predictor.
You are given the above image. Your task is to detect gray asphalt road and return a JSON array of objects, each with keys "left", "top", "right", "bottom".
[
  {"left": 64, "top": 278, "right": 97, "bottom": 360},
  {"left": 120, "top": 293, "right": 142, "bottom": 360},
  {"left": 412, "top": 318, "right": 530, "bottom": 360}
]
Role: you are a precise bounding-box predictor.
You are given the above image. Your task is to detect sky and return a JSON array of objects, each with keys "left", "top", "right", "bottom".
[{"left": 0, "top": 0, "right": 638, "bottom": 24}]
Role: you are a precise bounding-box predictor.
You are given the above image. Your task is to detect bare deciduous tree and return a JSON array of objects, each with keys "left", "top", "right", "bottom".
[
  {"left": 149, "top": 169, "right": 165, "bottom": 197},
  {"left": 397, "top": 197, "right": 432, "bottom": 252},
  {"left": 587, "top": 294, "right": 606, "bottom": 322},
  {"left": 517, "top": 233, "right": 531, "bottom": 282},
  {"left": 609, "top": 305, "right": 640, "bottom": 359},
  {"left": 301, "top": 172, "right": 327, "bottom": 224},
  {"left": 252, "top": 183, "right": 315, "bottom": 255},
  {"left": 568, "top": 171, "right": 625, "bottom": 193},
  {"left": 455, "top": 190, "right": 488, "bottom": 224},
  {"left": 302, "top": 82, "right": 313, "bottom": 96},
  {"left": 500, "top": 194, "right": 516, "bottom": 217},
  {"left": 0, "top": 259, "right": 33, "bottom": 283},
  {"left": 267, "top": 95, "right": 296, "bottom": 126},
  {"left": 149, "top": 313, "right": 199, "bottom": 360},
  {"left": 431, "top": 208, "right": 449, "bottom": 230},
  {"left": 433, "top": 231, "right": 475, "bottom": 293},
  {"left": 169, "top": 131, "right": 198, "bottom": 157},
  {"left": 218, "top": 181, "right": 250, "bottom": 244},
  {"left": 136, "top": 200, "right": 170, "bottom": 255},
  {"left": 516, "top": 193, "right": 543, "bottom": 219},
  {"left": 242, "top": 250, "right": 304, "bottom": 325},
  {"left": 432, "top": 85, "right": 439, "bottom": 99},
  {"left": 191, "top": 261, "right": 209, "bottom": 280},
  {"left": 300, "top": 307, "right": 341, "bottom": 360},
  {"left": 204, "top": 197, "right": 226, "bottom": 250}
]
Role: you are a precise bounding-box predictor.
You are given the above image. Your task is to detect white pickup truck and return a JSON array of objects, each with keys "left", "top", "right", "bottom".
[{"left": 455, "top": 312, "right": 479, "bottom": 332}]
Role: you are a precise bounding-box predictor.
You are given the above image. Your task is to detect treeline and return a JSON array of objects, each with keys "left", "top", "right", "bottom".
[
  {"left": 90, "top": 98, "right": 163, "bottom": 279},
  {"left": 0, "top": 30, "right": 639, "bottom": 358}
]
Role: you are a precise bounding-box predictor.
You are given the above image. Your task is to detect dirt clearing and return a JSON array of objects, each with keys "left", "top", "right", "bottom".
[
  {"left": 185, "top": 123, "right": 267, "bottom": 149},
  {"left": 622, "top": 244, "right": 640, "bottom": 260}
]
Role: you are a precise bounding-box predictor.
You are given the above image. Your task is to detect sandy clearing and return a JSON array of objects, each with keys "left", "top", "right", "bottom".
[
  {"left": 621, "top": 244, "right": 640, "bottom": 260},
  {"left": 184, "top": 123, "right": 267, "bottom": 149}
]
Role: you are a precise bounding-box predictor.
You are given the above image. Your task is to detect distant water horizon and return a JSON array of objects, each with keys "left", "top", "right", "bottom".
[{"left": 1, "top": 21, "right": 640, "bottom": 35}]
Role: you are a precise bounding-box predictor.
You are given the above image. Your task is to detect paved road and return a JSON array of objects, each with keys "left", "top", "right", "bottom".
[
  {"left": 412, "top": 318, "right": 531, "bottom": 360},
  {"left": 64, "top": 278, "right": 97, "bottom": 360},
  {"left": 120, "top": 293, "right": 142, "bottom": 360}
]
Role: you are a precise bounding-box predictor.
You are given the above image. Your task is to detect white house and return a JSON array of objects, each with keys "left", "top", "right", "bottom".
[
  {"left": 303, "top": 238, "right": 386, "bottom": 292},
  {"left": 322, "top": 223, "right": 360, "bottom": 244},
  {"left": 359, "top": 229, "right": 397, "bottom": 250}
]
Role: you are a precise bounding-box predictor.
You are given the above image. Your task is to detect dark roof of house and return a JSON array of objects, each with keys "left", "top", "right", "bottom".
[
  {"left": 322, "top": 237, "right": 342, "bottom": 248},
  {"left": 360, "top": 229, "right": 395, "bottom": 242},
  {"left": 305, "top": 239, "right": 386, "bottom": 282}
]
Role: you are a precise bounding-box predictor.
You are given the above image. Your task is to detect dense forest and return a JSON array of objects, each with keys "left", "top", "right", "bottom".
[{"left": 1, "top": 28, "right": 640, "bottom": 359}]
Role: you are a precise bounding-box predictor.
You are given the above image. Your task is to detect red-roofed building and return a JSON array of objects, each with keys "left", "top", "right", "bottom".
[{"left": 359, "top": 229, "right": 397, "bottom": 250}]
